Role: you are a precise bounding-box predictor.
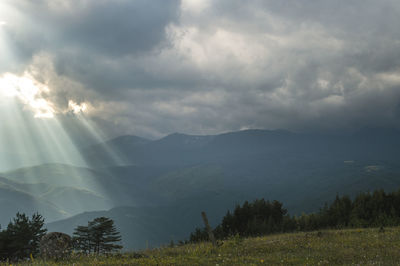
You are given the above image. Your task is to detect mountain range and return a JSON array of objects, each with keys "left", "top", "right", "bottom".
[{"left": 1, "top": 128, "right": 400, "bottom": 249}]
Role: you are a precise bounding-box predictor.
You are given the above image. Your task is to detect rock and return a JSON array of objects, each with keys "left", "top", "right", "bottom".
[{"left": 40, "top": 232, "right": 72, "bottom": 260}]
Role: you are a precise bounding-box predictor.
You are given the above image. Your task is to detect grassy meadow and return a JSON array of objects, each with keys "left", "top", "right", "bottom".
[{"left": 4, "top": 227, "right": 400, "bottom": 265}]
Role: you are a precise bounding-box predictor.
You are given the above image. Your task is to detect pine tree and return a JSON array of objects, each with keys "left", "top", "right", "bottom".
[
  {"left": 72, "top": 225, "right": 92, "bottom": 254},
  {"left": 73, "top": 217, "right": 122, "bottom": 254},
  {"left": 0, "top": 212, "right": 46, "bottom": 261},
  {"left": 89, "top": 217, "right": 122, "bottom": 254}
]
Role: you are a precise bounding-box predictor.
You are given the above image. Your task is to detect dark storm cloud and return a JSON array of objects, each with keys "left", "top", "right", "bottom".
[
  {"left": 1, "top": 0, "right": 400, "bottom": 138},
  {"left": 6, "top": 0, "right": 180, "bottom": 56},
  {"left": 58, "top": 1, "right": 179, "bottom": 56},
  {"left": 1, "top": 0, "right": 182, "bottom": 107}
]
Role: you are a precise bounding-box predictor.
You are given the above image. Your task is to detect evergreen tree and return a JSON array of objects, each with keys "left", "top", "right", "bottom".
[
  {"left": 210, "top": 198, "right": 289, "bottom": 239},
  {"left": 72, "top": 225, "right": 92, "bottom": 254},
  {"left": 189, "top": 188, "right": 400, "bottom": 243},
  {"left": 73, "top": 217, "right": 122, "bottom": 254},
  {"left": 0, "top": 212, "right": 46, "bottom": 261},
  {"left": 89, "top": 217, "right": 122, "bottom": 254},
  {"left": 189, "top": 227, "right": 208, "bottom": 242}
]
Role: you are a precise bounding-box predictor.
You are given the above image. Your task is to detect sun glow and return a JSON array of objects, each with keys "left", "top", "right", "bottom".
[
  {"left": 0, "top": 72, "right": 55, "bottom": 118},
  {"left": 68, "top": 100, "right": 88, "bottom": 114}
]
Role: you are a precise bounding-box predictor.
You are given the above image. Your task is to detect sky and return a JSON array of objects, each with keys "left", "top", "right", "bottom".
[{"left": 1, "top": 0, "right": 400, "bottom": 139}]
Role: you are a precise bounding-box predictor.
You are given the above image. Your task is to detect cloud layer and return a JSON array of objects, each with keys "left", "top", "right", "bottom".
[{"left": 1, "top": 0, "right": 400, "bottom": 138}]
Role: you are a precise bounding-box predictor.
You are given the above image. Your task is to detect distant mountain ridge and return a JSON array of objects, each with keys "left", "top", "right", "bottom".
[{"left": 81, "top": 128, "right": 400, "bottom": 167}]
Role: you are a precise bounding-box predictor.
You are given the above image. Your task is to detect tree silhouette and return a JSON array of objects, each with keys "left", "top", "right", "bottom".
[
  {"left": 0, "top": 212, "right": 47, "bottom": 261},
  {"left": 73, "top": 217, "right": 122, "bottom": 254},
  {"left": 72, "top": 225, "right": 92, "bottom": 254}
]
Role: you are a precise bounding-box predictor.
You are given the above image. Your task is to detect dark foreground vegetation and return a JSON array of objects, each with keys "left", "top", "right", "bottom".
[
  {"left": 0, "top": 214, "right": 121, "bottom": 262},
  {"left": 190, "top": 188, "right": 400, "bottom": 241},
  {"left": 0, "top": 213, "right": 46, "bottom": 261},
  {"left": 0, "top": 227, "right": 399, "bottom": 265},
  {"left": 1, "top": 187, "right": 400, "bottom": 264}
]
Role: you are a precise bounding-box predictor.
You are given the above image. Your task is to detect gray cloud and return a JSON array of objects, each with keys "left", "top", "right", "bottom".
[
  {"left": 6, "top": 0, "right": 180, "bottom": 56},
  {"left": 1, "top": 0, "right": 400, "bottom": 138}
]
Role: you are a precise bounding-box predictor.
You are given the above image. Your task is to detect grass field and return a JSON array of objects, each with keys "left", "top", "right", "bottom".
[{"left": 5, "top": 227, "right": 400, "bottom": 265}]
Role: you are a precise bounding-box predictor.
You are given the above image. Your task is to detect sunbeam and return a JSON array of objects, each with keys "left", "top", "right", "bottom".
[
  {"left": 0, "top": 69, "right": 124, "bottom": 217},
  {"left": 0, "top": 98, "right": 43, "bottom": 170},
  {"left": 75, "top": 114, "right": 127, "bottom": 167}
]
